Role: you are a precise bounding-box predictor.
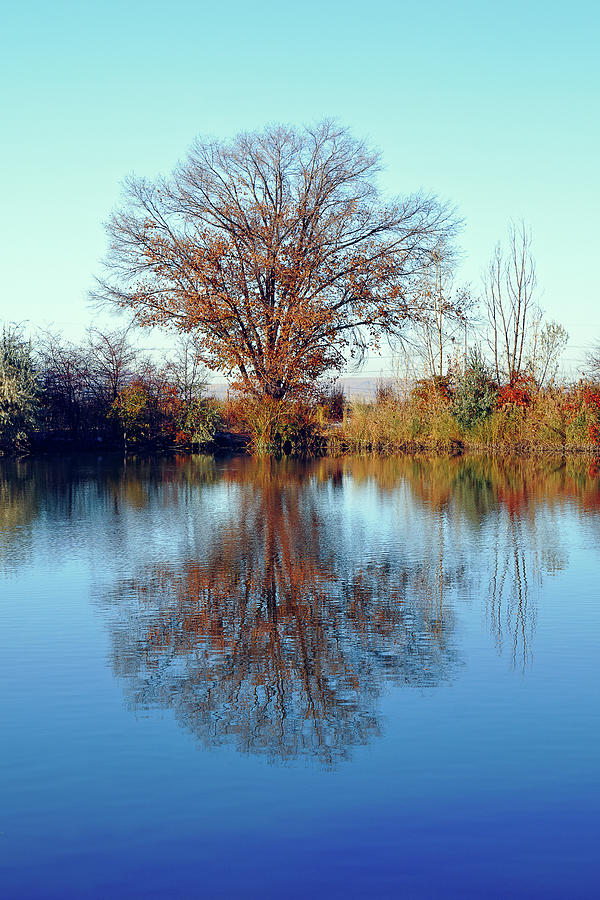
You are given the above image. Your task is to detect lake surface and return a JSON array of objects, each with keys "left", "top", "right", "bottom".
[{"left": 1, "top": 453, "right": 599, "bottom": 898}]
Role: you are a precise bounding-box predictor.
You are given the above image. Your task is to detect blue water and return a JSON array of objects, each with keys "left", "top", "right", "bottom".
[{"left": 1, "top": 454, "right": 599, "bottom": 898}]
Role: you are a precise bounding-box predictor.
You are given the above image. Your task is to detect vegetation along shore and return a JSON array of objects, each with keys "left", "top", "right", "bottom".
[
  {"left": 1, "top": 321, "right": 599, "bottom": 458},
  {"left": 2, "top": 122, "right": 599, "bottom": 458}
]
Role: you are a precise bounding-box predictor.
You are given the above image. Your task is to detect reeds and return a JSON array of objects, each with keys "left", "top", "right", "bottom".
[{"left": 328, "top": 382, "right": 600, "bottom": 455}]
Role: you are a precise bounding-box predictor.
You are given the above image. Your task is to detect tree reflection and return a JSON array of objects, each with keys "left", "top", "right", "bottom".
[
  {"left": 0, "top": 459, "right": 41, "bottom": 569},
  {"left": 3, "top": 452, "right": 598, "bottom": 751},
  {"left": 318, "top": 455, "right": 591, "bottom": 672},
  {"left": 107, "top": 460, "right": 458, "bottom": 764},
  {"left": 487, "top": 514, "right": 537, "bottom": 673}
]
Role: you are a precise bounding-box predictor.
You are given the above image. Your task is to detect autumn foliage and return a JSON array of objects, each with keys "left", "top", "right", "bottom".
[
  {"left": 497, "top": 374, "right": 534, "bottom": 409},
  {"left": 333, "top": 375, "right": 600, "bottom": 454},
  {"left": 96, "top": 122, "right": 457, "bottom": 402},
  {"left": 565, "top": 382, "right": 600, "bottom": 446}
]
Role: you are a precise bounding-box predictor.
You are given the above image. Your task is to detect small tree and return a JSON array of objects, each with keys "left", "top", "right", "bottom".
[
  {"left": 484, "top": 222, "right": 537, "bottom": 384},
  {"left": 586, "top": 341, "right": 600, "bottom": 381},
  {"left": 86, "top": 325, "right": 138, "bottom": 405},
  {"left": 413, "top": 242, "right": 475, "bottom": 380},
  {"left": 180, "top": 397, "right": 221, "bottom": 445},
  {"left": 526, "top": 318, "right": 568, "bottom": 389},
  {"left": 451, "top": 347, "right": 496, "bottom": 430},
  {"left": 109, "top": 380, "right": 150, "bottom": 449},
  {"left": 0, "top": 326, "right": 39, "bottom": 451},
  {"left": 165, "top": 333, "right": 208, "bottom": 409},
  {"left": 36, "top": 328, "right": 89, "bottom": 437}
]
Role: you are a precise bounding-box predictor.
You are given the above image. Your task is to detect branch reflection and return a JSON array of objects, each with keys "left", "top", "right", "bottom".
[
  {"left": 108, "top": 460, "right": 458, "bottom": 764},
  {"left": 2, "top": 453, "right": 596, "bottom": 757}
]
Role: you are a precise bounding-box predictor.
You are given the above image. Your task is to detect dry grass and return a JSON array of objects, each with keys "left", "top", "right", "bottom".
[{"left": 329, "top": 384, "right": 600, "bottom": 455}]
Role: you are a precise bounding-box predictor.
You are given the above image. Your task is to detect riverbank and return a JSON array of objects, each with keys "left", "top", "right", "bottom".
[
  {"left": 6, "top": 433, "right": 599, "bottom": 461},
  {"left": 3, "top": 381, "right": 600, "bottom": 459},
  {"left": 322, "top": 387, "right": 600, "bottom": 457}
]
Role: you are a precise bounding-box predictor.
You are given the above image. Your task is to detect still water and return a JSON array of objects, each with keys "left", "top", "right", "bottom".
[{"left": 1, "top": 454, "right": 599, "bottom": 898}]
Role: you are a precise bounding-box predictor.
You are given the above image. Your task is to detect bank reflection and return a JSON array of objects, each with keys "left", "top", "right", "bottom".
[
  {"left": 316, "top": 455, "right": 591, "bottom": 674},
  {"left": 108, "top": 460, "right": 458, "bottom": 764},
  {"left": 2, "top": 452, "right": 597, "bottom": 758}
]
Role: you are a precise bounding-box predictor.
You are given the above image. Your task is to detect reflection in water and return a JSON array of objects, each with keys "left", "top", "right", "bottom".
[
  {"left": 1, "top": 453, "right": 598, "bottom": 762},
  {"left": 343, "top": 455, "right": 583, "bottom": 674},
  {"left": 488, "top": 513, "right": 537, "bottom": 673},
  {"left": 108, "top": 461, "right": 458, "bottom": 764}
]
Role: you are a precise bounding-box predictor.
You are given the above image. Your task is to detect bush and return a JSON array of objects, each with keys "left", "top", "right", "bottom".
[
  {"left": 497, "top": 375, "right": 534, "bottom": 409},
  {"left": 178, "top": 397, "right": 221, "bottom": 445},
  {"left": 565, "top": 382, "right": 600, "bottom": 448},
  {"left": 109, "top": 380, "right": 150, "bottom": 446},
  {"left": 0, "top": 327, "right": 39, "bottom": 451},
  {"left": 333, "top": 390, "right": 460, "bottom": 453},
  {"left": 411, "top": 375, "right": 451, "bottom": 402},
  {"left": 451, "top": 348, "right": 496, "bottom": 430},
  {"left": 375, "top": 379, "right": 398, "bottom": 404},
  {"left": 317, "top": 385, "right": 346, "bottom": 423},
  {"left": 235, "top": 397, "right": 321, "bottom": 455},
  {"left": 468, "top": 405, "right": 526, "bottom": 448}
]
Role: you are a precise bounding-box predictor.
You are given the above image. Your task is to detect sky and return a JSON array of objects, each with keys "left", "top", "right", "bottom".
[{"left": 1, "top": 0, "right": 598, "bottom": 379}]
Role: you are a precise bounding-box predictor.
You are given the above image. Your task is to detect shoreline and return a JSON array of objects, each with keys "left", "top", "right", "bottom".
[{"left": 3, "top": 436, "right": 599, "bottom": 461}]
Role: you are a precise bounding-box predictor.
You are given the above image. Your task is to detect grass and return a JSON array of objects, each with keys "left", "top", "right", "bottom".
[{"left": 326, "top": 383, "right": 600, "bottom": 456}]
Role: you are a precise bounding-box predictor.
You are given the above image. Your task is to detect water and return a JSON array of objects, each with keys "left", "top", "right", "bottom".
[{"left": 1, "top": 454, "right": 599, "bottom": 898}]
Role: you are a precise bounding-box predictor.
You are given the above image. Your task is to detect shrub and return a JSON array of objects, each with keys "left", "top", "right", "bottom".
[
  {"left": 333, "top": 390, "right": 460, "bottom": 453},
  {"left": 0, "top": 327, "right": 39, "bottom": 451},
  {"left": 375, "top": 379, "right": 398, "bottom": 404},
  {"left": 523, "top": 389, "right": 567, "bottom": 448},
  {"left": 451, "top": 348, "right": 496, "bottom": 430},
  {"left": 469, "top": 405, "right": 526, "bottom": 448},
  {"left": 565, "top": 382, "right": 600, "bottom": 448},
  {"left": 497, "top": 374, "right": 534, "bottom": 409},
  {"left": 237, "top": 397, "right": 321, "bottom": 455},
  {"left": 109, "top": 380, "right": 150, "bottom": 446},
  {"left": 317, "top": 385, "right": 346, "bottom": 422},
  {"left": 178, "top": 397, "right": 221, "bottom": 445},
  {"left": 411, "top": 375, "right": 451, "bottom": 402}
]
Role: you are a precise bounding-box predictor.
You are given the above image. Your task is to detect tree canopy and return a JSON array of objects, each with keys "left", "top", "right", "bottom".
[{"left": 97, "top": 121, "right": 457, "bottom": 399}]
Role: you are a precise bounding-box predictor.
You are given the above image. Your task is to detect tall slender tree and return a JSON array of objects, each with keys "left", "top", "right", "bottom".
[{"left": 484, "top": 221, "right": 537, "bottom": 384}]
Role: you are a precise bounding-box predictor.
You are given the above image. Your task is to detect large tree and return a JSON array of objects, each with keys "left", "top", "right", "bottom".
[{"left": 96, "top": 121, "right": 457, "bottom": 400}]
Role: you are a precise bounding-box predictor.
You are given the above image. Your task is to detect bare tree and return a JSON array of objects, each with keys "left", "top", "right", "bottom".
[
  {"left": 36, "top": 329, "right": 88, "bottom": 436},
  {"left": 94, "top": 121, "right": 459, "bottom": 400},
  {"left": 526, "top": 318, "right": 568, "bottom": 389},
  {"left": 413, "top": 242, "right": 475, "bottom": 379},
  {"left": 484, "top": 221, "right": 537, "bottom": 384},
  {"left": 86, "top": 325, "right": 138, "bottom": 404},
  {"left": 587, "top": 341, "right": 600, "bottom": 380},
  {"left": 164, "top": 333, "right": 207, "bottom": 408}
]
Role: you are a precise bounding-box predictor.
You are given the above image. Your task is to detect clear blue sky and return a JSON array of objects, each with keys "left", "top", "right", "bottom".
[{"left": 1, "top": 0, "right": 598, "bottom": 376}]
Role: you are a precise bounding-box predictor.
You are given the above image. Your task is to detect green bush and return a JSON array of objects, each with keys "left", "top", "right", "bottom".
[
  {"left": 451, "top": 348, "right": 496, "bottom": 430},
  {"left": 109, "top": 380, "right": 151, "bottom": 445},
  {"left": 181, "top": 397, "right": 221, "bottom": 445},
  {"left": 0, "top": 327, "right": 39, "bottom": 451}
]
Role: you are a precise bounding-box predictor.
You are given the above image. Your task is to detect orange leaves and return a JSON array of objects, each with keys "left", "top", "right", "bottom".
[
  {"left": 565, "top": 382, "right": 600, "bottom": 446},
  {"left": 100, "top": 124, "right": 456, "bottom": 401},
  {"left": 497, "top": 375, "right": 534, "bottom": 409}
]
